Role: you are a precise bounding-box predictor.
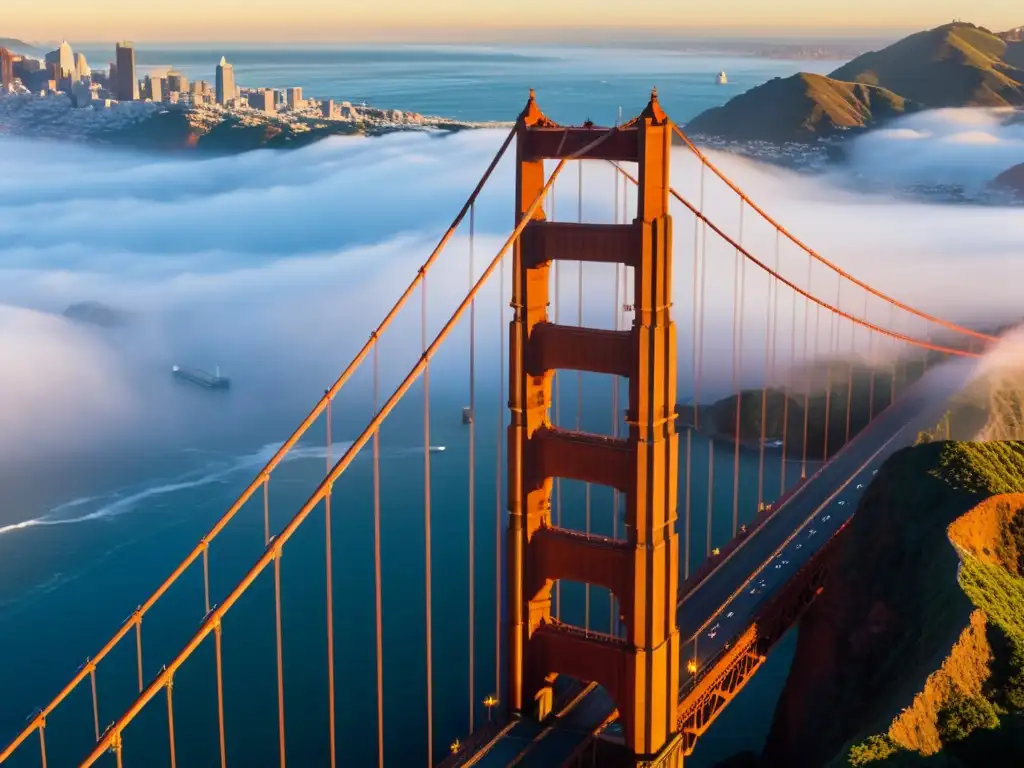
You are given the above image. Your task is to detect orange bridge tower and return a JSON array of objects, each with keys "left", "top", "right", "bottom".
[{"left": 507, "top": 89, "right": 682, "bottom": 764}]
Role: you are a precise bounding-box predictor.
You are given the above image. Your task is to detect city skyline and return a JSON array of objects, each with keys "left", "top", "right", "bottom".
[{"left": 5, "top": 2, "right": 1021, "bottom": 43}]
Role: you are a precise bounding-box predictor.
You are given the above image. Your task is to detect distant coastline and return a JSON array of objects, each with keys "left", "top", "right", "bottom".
[{"left": 0, "top": 91, "right": 511, "bottom": 153}]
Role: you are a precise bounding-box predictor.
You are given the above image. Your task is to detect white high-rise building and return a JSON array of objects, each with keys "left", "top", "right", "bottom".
[
  {"left": 286, "top": 87, "right": 303, "bottom": 110},
  {"left": 57, "top": 41, "right": 75, "bottom": 78},
  {"left": 75, "top": 52, "right": 89, "bottom": 80},
  {"left": 215, "top": 56, "right": 235, "bottom": 106}
]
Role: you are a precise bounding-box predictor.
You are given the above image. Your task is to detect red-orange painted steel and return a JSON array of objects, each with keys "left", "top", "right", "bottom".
[{"left": 507, "top": 90, "right": 681, "bottom": 760}]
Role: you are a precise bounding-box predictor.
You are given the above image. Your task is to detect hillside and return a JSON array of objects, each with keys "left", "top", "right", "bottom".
[
  {"left": 685, "top": 72, "right": 915, "bottom": 143},
  {"left": 0, "top": 37, "right": 39, "bottom": 55},
  {"left": 686, "top": 21, "right": 1024, "bottom": 144},
  {"left": 762, "top": 436, "right": 1024, "bottom": 766},
  {"left": 992, "top": 162, "right": 1024, "bottom": 200},
  {"left": 829, "top": 22, "right": 1024, "bottom": 108}
]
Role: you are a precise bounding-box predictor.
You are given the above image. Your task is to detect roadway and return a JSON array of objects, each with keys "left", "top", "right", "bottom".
[
  {"left": 458, "top": 357, "right": 980, "bottom": 767},
  {"left": 676, "top": 356, "right": 980, "bottom": 681}
]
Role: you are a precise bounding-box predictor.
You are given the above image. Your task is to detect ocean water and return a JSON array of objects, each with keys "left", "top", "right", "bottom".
[
  {"left": 0, "top": 44, "right": 842, "bottom": 767},
  {"left": 74, "top": 43, "right": 843, "bottom": 125}
]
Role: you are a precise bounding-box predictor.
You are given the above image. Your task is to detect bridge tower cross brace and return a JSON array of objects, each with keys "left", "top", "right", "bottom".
[{"left": 506, "top": 89, "right": 682, "bottom": 763}]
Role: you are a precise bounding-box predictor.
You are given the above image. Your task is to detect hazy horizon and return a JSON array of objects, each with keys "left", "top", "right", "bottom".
[{"left": 5, "top": 2, "right": 1021, "bottom": 46}]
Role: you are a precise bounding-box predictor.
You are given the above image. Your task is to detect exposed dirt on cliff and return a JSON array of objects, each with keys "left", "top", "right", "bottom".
[{"left": 760, "top": 442, "right": 1024, "bottom": 767}]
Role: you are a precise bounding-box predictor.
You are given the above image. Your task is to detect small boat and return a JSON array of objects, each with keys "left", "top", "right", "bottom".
[
  {"left": 429, "top": 445, "right": 446, "bottom": 454},
  {"left": 716, "top": 71, "right": 728, "bottom": 85},
  {"left": 172, "top": 364, "right": 230, "bottom": 390}
]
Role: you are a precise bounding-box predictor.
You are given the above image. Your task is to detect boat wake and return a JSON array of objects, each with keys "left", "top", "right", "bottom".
[{"left": 0, "top": 438, "right": 357, "bottom": 538}]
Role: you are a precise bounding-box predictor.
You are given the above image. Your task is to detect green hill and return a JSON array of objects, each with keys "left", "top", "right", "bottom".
[
  {"left": 685, "top": 72, "right": 916, "bottom": 143},
  {"left": 686, "top": 21, "right": 1024, "bottom": 144},
  {"left": 829, "top": 22, "right": 1024, "bottom": 107}
]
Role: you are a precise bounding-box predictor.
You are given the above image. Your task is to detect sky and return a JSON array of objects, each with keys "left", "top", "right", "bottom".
[{"left": 6, "top": 1, "right": 1021, "bottom": 43}]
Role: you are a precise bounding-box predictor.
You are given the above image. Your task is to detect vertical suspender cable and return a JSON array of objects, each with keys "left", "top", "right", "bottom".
[
  {"left": 372, "top": 342, "right": 385, "bottom": 766},
  {"left": 264, "top": 478, "right": 270, "bottom": 547},
  {"left": 732, "top": 203, "right": 746, "bottom": 537},
  {"left": 757, "top": 231, "right": 776, "bottom": 510},
  {"left": 889, "top": 304, "right": 897, "bottom": 403},
  {"left": 90, "top": 666, "right": 100, "bottom": 742},
  {"left": 135, "top": 615, "right": 144, "bottom": 694},
  {"left": 422, "top": 274, "right": 434, "bottom": 767},
  {"left": 730, "top": 204, "right": 741, "bottom": 536},
  {"left": 699, "top": 169, "right": 712, "bottom": 557},
  {"left": 782, "top": 249, "right": 797, "bottom": 496},
  {"left": 813, "top": 304, "right": 823, "bottom": 461},
  {"left": 324, "top": 399, "right": 337, "bottom": 768},
  {"left": 467, "top": 202, "right": 477, "bottom": 734},
  {"left": 577, "top": 160, "right": 591, "bottom": 631},
  {"left": 38, "top": 726, "right": 46, "bottom": 768},
  {"left": 844, "top": 289, "right": 854, "bottom": 446},
  {"left": 495, "top": 225, "right": 505, "bottom": 713},
  {"left": 767, "top": 229, "right": 780, "bottom": 501},
  {"left": 273, "top": 553, "right": 286, "bottom": 768},
  {"left": 866, "top": 294, "right": 876, "bottom": 422},
  {"left": 822, "top": 279, "right": 838, "bottom": 461},
  {"left": 203, "top": 545, "right": 211, "bottom": 616},
  {"left": 215, "top": 623, "right": 227, "bottom": 768},
  {"left": 167, "top": 680, "right": 177, "bottom": 768},
  {"left": 800, "top": 254, "right": 812, "bottom": 480},
  {"left": 688, "top": 162, "right": 705, "bottom": 572}
]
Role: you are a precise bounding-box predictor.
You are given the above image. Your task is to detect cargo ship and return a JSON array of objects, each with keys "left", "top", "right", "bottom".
[{"left": 172, "top": 365, "right": 230, "bottom": 390}]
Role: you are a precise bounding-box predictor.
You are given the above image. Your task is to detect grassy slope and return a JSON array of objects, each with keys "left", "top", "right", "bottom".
[
  {"left": 789, "top": 439, "right": 1024, "bottom": 766},
  {"left": 685, "top": 72, "right": 913, "bottom": 143},
  {"left": 829, "top": 23, "right": 1024, "bottom": 108}
]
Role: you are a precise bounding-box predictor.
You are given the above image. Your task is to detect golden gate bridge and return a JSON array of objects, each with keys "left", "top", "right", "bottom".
[{"left": 0, "top": 89, "right": 997, "bottom": 768}]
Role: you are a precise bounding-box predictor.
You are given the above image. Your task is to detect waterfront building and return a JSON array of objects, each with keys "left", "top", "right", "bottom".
[
  {"left": 247, "top": 88, "right": 276, "bottom": 114},
  {"left": 143, "top": 74, "right": 162, "bottom": 102},
  {"left": 322, "top": 99, "right": 334, "bottom": 118},
  {"left": 166, "top": 70, "right": 188, "bottom": 93},
  {"left": 215, "top": 56, "right": 235, "bottom": 106},
  {"left": 115, "top": 42, "right": 138, "bottom": 101}
]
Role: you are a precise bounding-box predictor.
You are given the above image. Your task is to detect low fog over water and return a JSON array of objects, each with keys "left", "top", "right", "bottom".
[{"left": 1, "top": 110, "right": 1021, "bottom": 468}]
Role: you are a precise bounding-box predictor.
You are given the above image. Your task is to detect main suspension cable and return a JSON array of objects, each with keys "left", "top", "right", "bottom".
[{"left": 669, "top": 124, "right": 995, "bottom": 344}]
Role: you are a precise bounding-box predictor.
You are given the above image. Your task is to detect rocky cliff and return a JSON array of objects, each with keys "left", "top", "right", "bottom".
[{"left": 761, "top": 381, "right": 1024, "bottom": 767}]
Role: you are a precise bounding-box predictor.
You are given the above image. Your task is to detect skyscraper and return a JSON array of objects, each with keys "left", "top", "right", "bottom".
[
  {"left": 115, "top": 42, "right": 138, "bottom": 102},
  {"left": 57, "top": 41, "right": 75, "bottom": 78},
  {"left": 215, "top": 56, "right": 234, "bottom": 106},
  {"left": 74, "top": 52, "right": 89, "bottom": 80},
  {"left": 286, "top": 87, "right": 303, "bottom": 110},
  {"left": 0, "top": 48, "right": 14, "bottom": 91}
]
